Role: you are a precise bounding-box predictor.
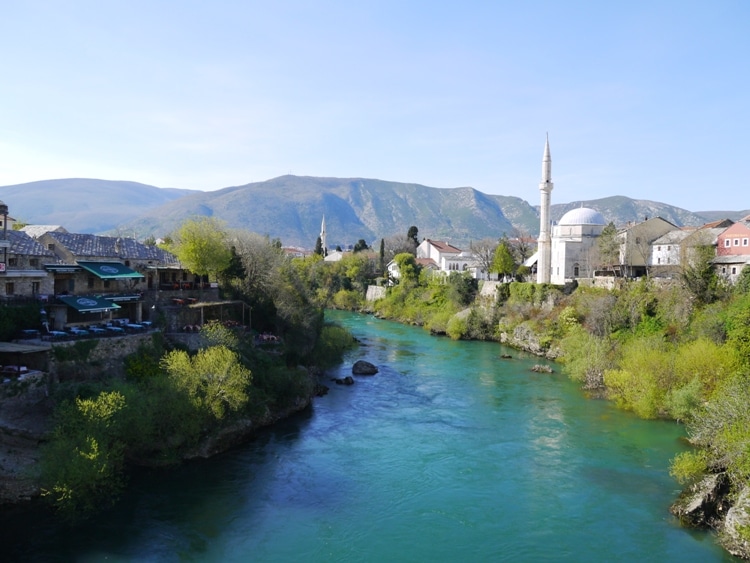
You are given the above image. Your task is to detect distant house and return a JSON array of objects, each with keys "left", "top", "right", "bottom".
[
  {"left": 0, "top": 230, "right": 56, "bottom": 301},
  {"left": 649, "top": 229, "right": 693, "bottom": 277},
  {"left": 616, "top": 217, "right": 678, "bottom": 278},
  {"left": 715, "top": 216, "right": 750, "bottom": 283},
  {"left": 416, "top": 239, "right": 476, "bottom": 275}
]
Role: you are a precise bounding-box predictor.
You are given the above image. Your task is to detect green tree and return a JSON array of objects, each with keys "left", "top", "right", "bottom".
[
  {"left": 598, "top": 222, "right": 620, "bottom": 271},
  {"left": 169, "top": 217, "right": 232, "bottom": 282},
  {"left": 41, "top": 391, "right": 128, "bottom": 521},
  {"left": 161, "top": 346, "right": 251, "bottom": 421},
  {"left": 379, "top": 238, "right": 385, "bottom": 272},
  {"left": 394, "top": 252, "right": 420, "bottom": 286},
  {"left": 491, "top": 240, "right": 516, "bottom": 280},
  {"left": 353, "top": 239, "right": 369, "bottom": 253},
  {"left": 314, "top": 236, "right": 324, "bottom": 256}
]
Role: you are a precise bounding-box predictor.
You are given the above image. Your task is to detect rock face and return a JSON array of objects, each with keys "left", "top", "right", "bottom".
[
  {"left": 498, "top": 322, "right": 561, "bottom": 359},
  {"left": 670, "top": 472, "right": 730, "bottom": 528},
  {"left": 721, "top": 486, "right": 750, "bottom": 559},
  {"left": 352, "top": 360, "right": 378, "bottom": 375}
]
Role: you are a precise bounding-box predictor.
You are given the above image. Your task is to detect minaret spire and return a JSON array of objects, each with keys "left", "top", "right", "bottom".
[
  {"left": 536, "top": 135, "right": 554, "bottom": 284},
  {"left": 320, "top": 215, "right": 327, "bottom": 256}
]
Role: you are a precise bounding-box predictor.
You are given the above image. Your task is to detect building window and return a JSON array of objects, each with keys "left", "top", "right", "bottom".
[
  {"left": 573, "top": 265, "right": 579, "bottom": 276},
  {"left": 657, "top": 258, "right": 661, "bottom": 264},
  {"left": 722, "top": 267, "right": 727, "bottom": 274},
  {"left": 8, "top": 257, "right": 17, "bottom": 267},
  {"left": 48, "top": 243, "right": 55, "bottom": 251},
  {"left": 657, "top": 246, "right": 661, "bottom": 251},
  {"left": 732, "top": 267, "right": 737, "bottom": 275},
  {"left": 125, "top": 260, "right": 130, "bottom": 267},
  {"left": 88, "top": 277, "right": 95, "bottom": 289},
  {"left": 29, "top": 258, "right": 39, "bottom": 267},
  {"left": 725, "top": 239, "right": 731, "bottom": 248},
  {"left": 32, "top": 282, "right": 40, "bottom": 294},
  {"left": 104, "top": 280, "right": 110, "bottom": 289},
  {"left": 5, "top": 282, "right": 14, "bottom": 295},
  {"left": 635, "top": 237, "right": 641, "bottom": 244},
  {"left": 735, "top": 239, "right": 740, "bottom": 246},
  {"left": 744, "top": 238, "right": 749, "bottom": 247},
  {"left": 667, "top": 246, "right": 671, "bottom": 251}
]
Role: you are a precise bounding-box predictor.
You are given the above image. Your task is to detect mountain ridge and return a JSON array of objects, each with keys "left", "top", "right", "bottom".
[{"left": 2, "top": 176, "right": 747, "bottom": 248}]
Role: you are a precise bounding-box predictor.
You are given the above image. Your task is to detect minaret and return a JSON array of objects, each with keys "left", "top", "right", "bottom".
[
  {"left": 320, "top": 215, "right": 327, "bottom": 256},
  {"left": 536, "top": 134, "right": 553, "bottom": 284}
]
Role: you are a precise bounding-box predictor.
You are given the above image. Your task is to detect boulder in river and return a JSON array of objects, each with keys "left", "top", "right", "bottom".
[{"left": 352, "top": 360, "right": 379, "bottom": 375}]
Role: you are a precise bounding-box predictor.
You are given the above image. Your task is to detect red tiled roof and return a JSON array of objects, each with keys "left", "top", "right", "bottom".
[{"left": 425, "top": 239, "right": 461, "bottom": 253}]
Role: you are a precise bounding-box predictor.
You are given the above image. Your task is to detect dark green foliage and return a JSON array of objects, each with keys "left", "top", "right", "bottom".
[
  {"left": 0, "top": 303, "right": 41, "bottom": 341},
  {"left": 353, "top": 239, "right": 369, "bottom": 253},
  {"left": 309, "top": 323, "right": 357, "bottom": 369},
  {"left": 597, "top": 222, "right": 619, "bottom": 269},
  {"left": 682, "top": 244, "right": 725, "bottom": 305},
  {"left": 314, "top": 236, "right": 323, "bottom": 256},
  {"left": 447, "top": 272, "right": 477, "bottom": 307},
  {"left": 407, "top": 225, "right": 419, "bottom": 246},
  {"left": 52, "top": 340, "right": 99, "bottom": 363}
]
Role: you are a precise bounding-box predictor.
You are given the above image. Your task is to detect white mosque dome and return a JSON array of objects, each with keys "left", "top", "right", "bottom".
[{"left": 558, "top": 207, "right": 606, "bottom": 226}]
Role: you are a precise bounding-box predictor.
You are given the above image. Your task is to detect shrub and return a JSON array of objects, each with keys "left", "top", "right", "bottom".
[
  {"left": 41, "top": 391, "right": 128, "bottom": 521},
  {"left": 446, "top": 315, "right": 468, "bottom": 340}
]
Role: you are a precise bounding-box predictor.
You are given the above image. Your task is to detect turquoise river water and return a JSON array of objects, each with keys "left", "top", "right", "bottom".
[{"left": 0, "top": 311, "right": 739, "bottom": 561}]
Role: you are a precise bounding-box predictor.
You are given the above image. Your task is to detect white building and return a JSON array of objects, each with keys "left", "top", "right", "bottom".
[{"left": 550, "top": 207, "right": 607, "bottom": 284}]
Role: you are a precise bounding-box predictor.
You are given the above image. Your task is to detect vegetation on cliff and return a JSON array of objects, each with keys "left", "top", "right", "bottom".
[{"left": 39, "top": 223, "right": 357, "bottom": 522}]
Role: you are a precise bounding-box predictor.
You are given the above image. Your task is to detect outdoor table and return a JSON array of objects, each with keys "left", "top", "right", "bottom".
[
  {"left": 106, "top": 326, "right": 125, "bottom": 333},
  {"left": 125, "top": 324, "right": 143, "bottom": 330},
  {"left": 89, "top": 327, "right": 106, "bottom": 334},
  {"left": 69, "top": 328, "right": 89, "bottom": 336}
]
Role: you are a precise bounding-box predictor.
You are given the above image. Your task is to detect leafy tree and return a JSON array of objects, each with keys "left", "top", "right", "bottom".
[
  {"left": 161, "top": 346, "right": 251, "bottom": 421},
  {"left": 394, "top": 252, "right": 420, "bottom": 286},
  {"left": 169, "top": 217, "right": 231, "bottom": 282},
  {"left": 41, "top": 391, "right": 128, "bottom": 521},
  {"left": 598, "top": 222, "right": 620, "bottom": 271},
  {"left": 491, "top": 240, "right": 516, "bottom": 279},
  {"left": 314, "top": 236, "right": 324, "bottom": 256},
  {"left": 353, "top": 239, "right": 369, "bottom": 253},
  {"left": 143, "top": 235, "right": 157, "bottom": 246}
]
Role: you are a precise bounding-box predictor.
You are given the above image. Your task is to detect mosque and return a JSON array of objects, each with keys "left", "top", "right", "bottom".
[{"left": 535, "top": 136, "right": 608, "bottom": 285}]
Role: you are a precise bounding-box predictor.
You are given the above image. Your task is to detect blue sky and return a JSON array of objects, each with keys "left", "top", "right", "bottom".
[{"left": 1, "top": 1, "right": 747, "bottom": 212}]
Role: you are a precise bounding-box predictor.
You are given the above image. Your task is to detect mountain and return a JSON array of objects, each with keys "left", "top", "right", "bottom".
[
  {"left": 0, "top": 179, "right": 194, "bottom": 233},
  {"left": 2, "top": 175, "right": 743, "bottom": 249},
  {"left": 124, "top": 175, "right": 536, "bottom": 248}
]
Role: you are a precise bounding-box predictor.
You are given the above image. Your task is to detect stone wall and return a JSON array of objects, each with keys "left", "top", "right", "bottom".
[
  {"left": 366, "top": 285, "right": 386, "bottom": 302},
  {"left": 48, "top": 332, "right": 156, "bottom": 380}
]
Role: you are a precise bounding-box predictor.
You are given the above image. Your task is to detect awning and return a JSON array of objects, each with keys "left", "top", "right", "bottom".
[
  {"left": 58, "top": 295, "right": 122, "bottom": 313},
  {"left": 77, "top": 261, "right": 144, "bottom": 279}
]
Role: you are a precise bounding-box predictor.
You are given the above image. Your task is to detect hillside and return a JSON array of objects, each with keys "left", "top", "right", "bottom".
[
  {"left": 124, "top": 176, "right": 531, "bottom": 247},
  {"left": 0, "top": 179, "right": 193, "bottom": 234},
  {"left": 2, "top": 175, "right": 742, "bottom": 248}
]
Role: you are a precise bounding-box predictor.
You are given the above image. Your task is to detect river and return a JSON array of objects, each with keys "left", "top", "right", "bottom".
[{"left": 0, "top": 311, "right": 738, "bottom": 561}]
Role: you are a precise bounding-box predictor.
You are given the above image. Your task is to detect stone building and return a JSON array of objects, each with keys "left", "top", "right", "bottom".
[{"left": 549, "top": 207, "right": 607, "bottom": 285}]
